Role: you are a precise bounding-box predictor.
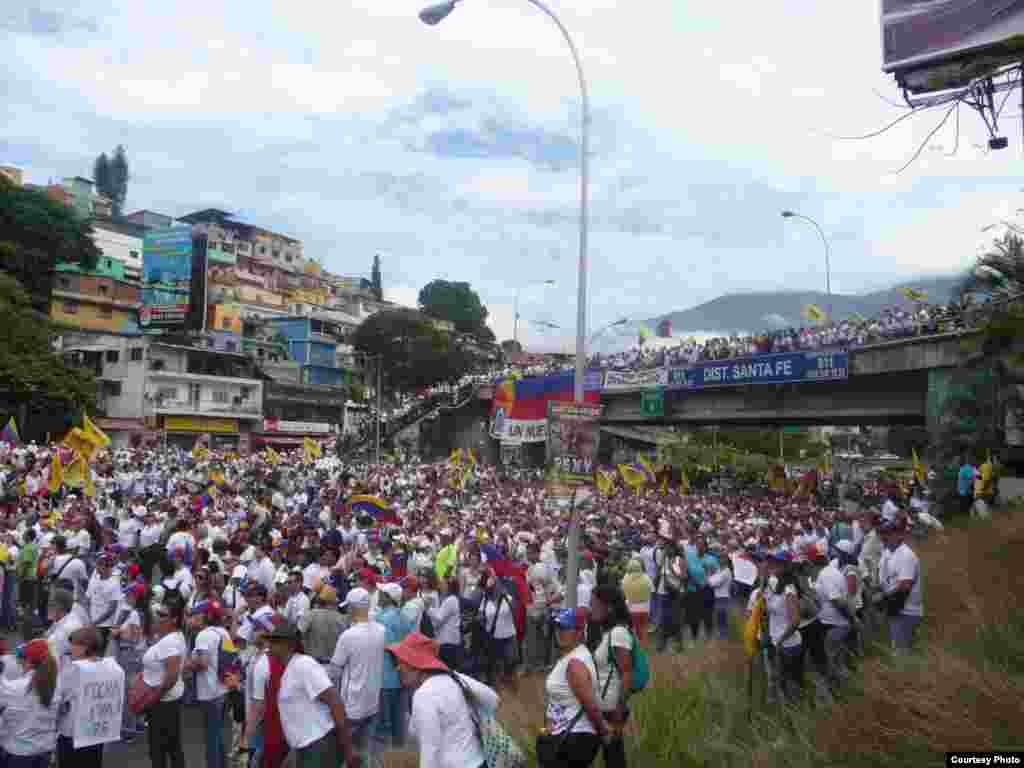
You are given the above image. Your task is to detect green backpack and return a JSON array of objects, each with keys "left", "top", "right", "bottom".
[{"left": 611, "top": 629, "right": 650, "bottom": 694}]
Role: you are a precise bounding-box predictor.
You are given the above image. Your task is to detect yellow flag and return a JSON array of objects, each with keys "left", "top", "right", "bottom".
[
  {"left": 64, "top": 455, "right": 86, "bottom": 489},
  {"left": 618, "top": 464, "right": 647, "bottom": 489},
  {"left": 680, "top": 469, "right": 690, "bottom": 494},
  {"left": 48, "top": 452, "right": 64, "bottom": 494},
  {"left": 448, "top": 448, "right": 463, "bottom": 467},
  {"left": 802, "top": 304, "right": 827, "bottom": 324},
  {"left": 210, "top": 469, "right": 226, "bottom": 487},
  {"left": 466, "top": 448, "right": 477, "bottom": 466},
  {"left": 303, "top": 437, "right": 321, "bottom": 464},
  {"left": 912, "top": 448, "right": 926, "bottom": 484},
  {"left": 64, "top": 428, "right": 97, "bottom": 462},
  {"left": 900, "top": 287, "right": 929, "bottom": 302},
  {"left": 638, "top": 454, "right": 655, "bottom": 476},
  {"left": 83, "top": 414, "right": 111, "bottom": 449},
  {"left": 596, "top": 470, "right": 613, "bottom": 497},
  {"left": 84, "top": 466, "right": 95, "bottom": 497},
  {"left": 264, "top": 446, "right": 280, "bottom": 465},
  {"left": 660, "top": 472, "right": 669, "bottom": 495}
]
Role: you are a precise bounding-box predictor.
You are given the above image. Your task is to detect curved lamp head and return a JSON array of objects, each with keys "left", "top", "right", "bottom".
[
  {"left": 612, "top": 318, "right": 628, "bottom": 327},
  {"left": 419, "top": 0, "right": 458, "bottom": 25},
  {"left": 780, "top": 210, "right": 796, "bottom": 218}
]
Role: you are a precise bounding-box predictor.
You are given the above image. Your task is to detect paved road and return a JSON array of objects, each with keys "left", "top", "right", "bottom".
[{"left": 105, "top": 703, "right": 221, "bottom": 767}]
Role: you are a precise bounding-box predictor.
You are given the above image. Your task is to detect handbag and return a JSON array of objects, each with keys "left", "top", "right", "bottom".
[
  {"left": 127, "top": 672, "right": 162, "bottom": 714},
  {"left": 537, "top": 646, "right": 608, "bottom": 766},
  {"left": 450, "top": 673, "right": 527, "bottom": 768}
]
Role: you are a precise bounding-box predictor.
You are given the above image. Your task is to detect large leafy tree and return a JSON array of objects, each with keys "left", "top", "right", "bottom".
[
  {"left": 0, "top": 175, "right": 101, "bottom": 313},
  {"left": 418, "top": 279, "right": 490, "bottom": 336},
  {"left": 352, "top": 308, "right": 471, "bottom": 391},
  {"left": 0, "top": 272, "right": 96, "bottom": 414},
  {"left": 93, "top": 145, "right": 129, "bottom": 217}
]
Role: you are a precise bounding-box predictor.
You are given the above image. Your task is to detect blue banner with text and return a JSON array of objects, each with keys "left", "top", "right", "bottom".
[{"left": 667, "top": 350, "right": 849, "bottom": 390}]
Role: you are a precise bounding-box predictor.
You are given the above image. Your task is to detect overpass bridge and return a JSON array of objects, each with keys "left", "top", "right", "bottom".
[
  {"left": 599, "top": 331, "right": 974, "bottom": 429},
  {"left": 476, "top": 331, "right": 979, "bottom": 431}
]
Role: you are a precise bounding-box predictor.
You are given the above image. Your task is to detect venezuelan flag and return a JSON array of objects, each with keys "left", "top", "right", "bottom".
[{"left": 350, "top": 494, "right": 399, "bottom": 525}]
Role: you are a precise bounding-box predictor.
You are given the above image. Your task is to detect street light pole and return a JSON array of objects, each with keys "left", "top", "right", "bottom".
[
  {"left": 513, "top": 279, "right": 555, "bottom": 347},
  {"left": 376, "top": 355, "right": 382, "bottom": 465},
  {"left": 781, "top": 210, "right": 832, "bottom": 318},
  {"left": 418, "top": 0, "right": 591, "bottom": 611}
]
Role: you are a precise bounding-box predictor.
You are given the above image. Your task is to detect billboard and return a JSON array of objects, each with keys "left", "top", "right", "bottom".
[
  {"left": 490, "top": 371, "right": 602, "bottom": 444},
  {"left": 546, "top": 401, "right": 602, "bottom": 484},
  {"left": 882, "top": 0, "right": 1024, "bottom": 83},
  {"left": 603, "top": 368, "right": 668, "bottom": 391},
  {"left": 141, "top": 226, "right": 194, "bottom": 331},
  {"left": 667, "top": 350, "right": 849, "bottom": 391}
]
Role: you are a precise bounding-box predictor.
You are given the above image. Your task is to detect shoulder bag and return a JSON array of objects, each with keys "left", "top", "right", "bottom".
[
  {"left": 450, "top": 672, "right": 528, "bottom": 768},
  {"left": 127, "top": 671, "right": 162, "bottom": 714},
  {"left": 535, "top": 647, "right": 607, "bottom": 766}
]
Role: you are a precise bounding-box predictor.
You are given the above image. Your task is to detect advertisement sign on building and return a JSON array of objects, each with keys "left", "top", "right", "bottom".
[
  {"left": 546, "top": 401, "right": 603, "bottom": 484},
  {"left": 262, "top": 418, "right": 333, "bottom": 434},
  {"left": 667, "top": 350, "right": 849, "bottom": 390},
  {"left": 165, "top": 416, "right": 239, "bottom": 433},
  {"left": 141, "top": 226, "right": 194, "bottom": 331}
]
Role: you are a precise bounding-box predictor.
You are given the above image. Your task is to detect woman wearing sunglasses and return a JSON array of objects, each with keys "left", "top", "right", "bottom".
[
  {"left": 0, "top": 639, "right": 60, "bottom": 768},
  {"left": 141, "top": 600, "right": 186, "bottom": 768}
]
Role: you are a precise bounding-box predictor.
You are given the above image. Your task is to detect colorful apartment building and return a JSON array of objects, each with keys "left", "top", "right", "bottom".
[{"left": 50, "top": 256, "right": 142, "bottom": 335}]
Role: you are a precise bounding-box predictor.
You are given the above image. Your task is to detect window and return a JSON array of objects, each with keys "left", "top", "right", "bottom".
[
  {"left": 212, "top": 390, "right": 229, "bottom": 404},
  {"left": 59, "top": 277, "right": 70, "bottom": 289},
  {"left": 129, "top": 250, "right": 139, "bottom": 260},
  {"left": 285, "top": 254, "right": 293, "bottom": 262},
  {"left": 259, "top": 246, "right": 267, "bottom": 255},
  {"left": 103, "top": 380, "right": 122, "bottom": 397},
  {"left": 130, "top": 347, "right": 143, "bottom": 362},
  {"left": 157, "top": 386, "right": 177, "bottom": 400},
  {"left": 98, "top": 305, "right": 112, "bottom": 318},
  {"left": 105, "top": 350, "right": 119, "bottom": 363},
  {"left": 63, "top": 300, "right": 79, "bottom": 314},
  {"left": 225, "top": 341, "right": 237, "bottom": 353}
]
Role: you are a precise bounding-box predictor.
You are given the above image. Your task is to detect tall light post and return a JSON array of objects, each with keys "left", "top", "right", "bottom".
[
  {"left": 781, "top": 210, "right": 832, "bottom": 318},
  {"left": 513, "top": 279, "right": 556, "bottom": 347},
  {"left": 419, "top": 0, "right": 591, "bottom": 609},
  {"left": 588, "top": 316, "right": 628, "bottom": 346}
]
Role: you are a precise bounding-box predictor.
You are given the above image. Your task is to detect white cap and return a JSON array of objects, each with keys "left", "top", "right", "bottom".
[
  {"left": 342, "top": 587, "right": 370, "bottom": 610},
  {"left": 379, "top": 583, "right": 402, "bottom": 605},
  {"left": 835, "top": 540, "right": 856, "bottom": 555},
  {"left": 231, "top": 565, "right": 247, "bottom": 579}
]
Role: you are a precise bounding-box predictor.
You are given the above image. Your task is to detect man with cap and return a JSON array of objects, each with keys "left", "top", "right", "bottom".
[
  {"left": 237, "top": 583, "right": 274, "bottom": 646},
  {"left": 285, "top": 569, "right": 311, "bottom": 631},
  {"left": 329, "top": 587, "right": 386, "bottom": 762},
  {"left": 814, "top": 541, "right": 857, "bottom": 696},
  {"left": 138, "top": 507, "right": 164, "bottom": 585},
  {"left": 877, "top": 519, "right": 923, "bottom": 655},
  {"left": 185, "top": 598, "right": 232, "bottom": 768},
  {"left": 265, "top": 622, "right": 360, "bottom": 768},
  {"left": 223, "top": 565, "right": 249, "bottom": 619},
  {"left": 374, "top": 582, "right": 412, "bottom": 748}
]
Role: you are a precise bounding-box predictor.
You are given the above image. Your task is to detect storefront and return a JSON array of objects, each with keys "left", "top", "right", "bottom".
[
  {"left": 92, "top": 417, "right": 146, "bottom": 449},
  {"left": 255, "top": 418, "right": 336, "bottom": 448},
  {"left": 163, "top": 415, "right": 241, "bottom": 451}
]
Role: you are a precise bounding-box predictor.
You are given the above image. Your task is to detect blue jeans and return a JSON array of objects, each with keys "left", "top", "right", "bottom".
[
  {"left": 350, "top": 715, "right": 378, "bottom": 762},
  {"left": 0, "top": 570, "right": 16, "bottom": 629},
  {"left": 375, "top": 688, "right": 404, "bottom": 746},
  {"left": 202, "top": 697, "right": 227, "bottom": 768},
  {"left": 3, "top": 753, "right": 52, "bottom": 768},
  {"left": 714, "top": 597, "right": 732, "bottom": 640}
]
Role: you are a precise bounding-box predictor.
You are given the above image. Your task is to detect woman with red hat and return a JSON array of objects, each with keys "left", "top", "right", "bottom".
[{"left": 0, "top": 638, "right": 60, "bottom": 768}]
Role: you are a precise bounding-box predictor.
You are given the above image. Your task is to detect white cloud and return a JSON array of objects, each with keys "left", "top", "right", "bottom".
[{"left": 384, "top": 284, "right": 420, "bottom": 309}]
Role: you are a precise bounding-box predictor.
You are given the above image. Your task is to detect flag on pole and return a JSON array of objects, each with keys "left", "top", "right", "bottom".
[
  {"left": 618, "top": 464, "right": 647, "bottom": 490},
  {"left": 48, "top": 452, "right": 64, "bottom": 494},
  {"left": 900, "top": 287, "right": 929, "bottom": 302},
  {"left": 64, "top": 428, "right": 99, "bottom": 462},
  {"left": 303, "top": 437, "right": 321, "bottom": 464},
  {"left": 802, "top": 304, "right": 827, "bottom": 324},
  {"left": 912, "top": 448, "right": 927, "bottom": 484},
  {"left": 350, "top": 494, "right": 399, "bottom": 525},
  {"left": 466, "top": 448, "right": 477, "bottom": 466},
  {"left": 0, "top": 417, "right": 20, "bottom": 446},
  {"left": 83, "top": 414, "right": 111, "bottom": 449},
  {"left": 448, "top": 448, "right": 463, "bottom": 467},
  {"left": 680, "top": 469, "right": 690, "bottom": 494},
  {"left": 436, "top": 543, "right": 459, "bottom": 582},
  {"left": 264, "top": 446, "right": 281, "bottom": 465}
]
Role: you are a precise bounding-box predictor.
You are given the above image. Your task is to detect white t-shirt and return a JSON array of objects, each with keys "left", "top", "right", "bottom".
[
  {"left": 707, "top": 566, "right": 733, "bottom": 599},
  {"left": 117, "top": 607, "right": 146, "bottom": 652},
  {"left": 330, "top": 621, "right": 386, "bottom": 720},
  {"left": 139, "top": 524, "right": 163, "bottom": 548},
  {"left": 765, "top": 584, "right": 802, "bottom": 649},
  {"left": 409, "top": 673, "right": 498, "bottom": 768},
  {"left": 194, "top": 626, "right": 229, "bottom": 701},
  {"left": 50, "top": 554, "right": 89, "bottom": 602},
  {"left": 429, "top": 595, "right": 462, "bottom": 647},
  {"left": 142, "top": 631, "right": 187, "bottom": 702},
  {"left": 480, "top": 596, "right": 516, "bottom": 640},
  {"left": 237, "top": 605, "right": 274, "bottom": 644},
  {"left": 545, "top": 645, "right": 598, "bottom": 736},
  {"left": 285, "top": 592, "right": 311, "bottom": 628},
  {"left": 879, "top": 543, "right": 923, "bottom": 617},
  {"left": 815, "top": 561, "right": 851, "bottom": 627},
  {"left": 278, "top": 655, "right": 334, "bottom": 750},
  {"left": 0, "top": 673, "right": 60, "bottom": 756},
  {"left": 87, "top": 575, "right": 122, "bottom": 628},
  {"left": 245, "top": 653, "right": 271, "bottom": 709},
  {"left": 248, "top": 558, "right": 276, "bottom": 592},
  {"left": 593, "top": 625, "right": 632, "bottom": 711},
  {"left": 46, "top": 612, "right": 84, "bottom": 671}
]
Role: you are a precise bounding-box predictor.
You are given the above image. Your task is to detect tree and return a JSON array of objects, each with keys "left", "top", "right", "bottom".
[
  {"left": 93, "top": 153, "right": 111, "bottom": 205},
  {"left": 418, "top": 279, "right": 489, "bottom": 335},
  {"left": 371, "top": 254, "right": 383, "bottom": 302},
  {"left": 0, "top": 272, "right": 96, "bottom": 414},
  {"left": 0, "top": 176, "right": 101, "bottom": 314},
  {"left": 351, "top": 308, "right": 470, "bottom": 391},
  {"left": 501, "top": 339, "right": 523, "bottom": 357},
  {"left": 109, "top": 145, "right": 129, "bottom": 218}
]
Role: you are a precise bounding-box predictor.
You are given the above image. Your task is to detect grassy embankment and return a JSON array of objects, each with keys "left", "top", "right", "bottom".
[{"left": 384, "top": 508, "right": 1024, "bottom": 766}]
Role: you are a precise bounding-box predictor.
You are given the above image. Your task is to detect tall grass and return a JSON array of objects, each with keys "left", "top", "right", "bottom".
[{"left": 382, "top": 508, "right": 1024, "bottom": 767}]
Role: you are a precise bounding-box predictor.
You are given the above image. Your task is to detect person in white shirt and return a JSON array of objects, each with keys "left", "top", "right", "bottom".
[
  {"left": 706, "top": 558, "right": 733, "bottom": 641},
  {"left": 86, "top": 554, "right": 122, "bottom": 653},
  {"left": 388, "top": 631, "right": 500, "bottom": 768},
  {"left": 878, "top": 521, "right": 923, "bottom": 655},
  {"left": 265, "top": 623, "right": 359, "bottom": 768},
  {"left": 222, "top": 566, "right": 249, "bottom": 620},
  {"left": 815, "top": 544, "right": 858, "bottom": 691},
  {"left": 139, "top": 510, "right": 165, "bottom": 585},
  {"left": 0, "top": 638, "right": 60, "bottom": 765},
  {"left": 48, "top": 536, "right": 89, "bottom": 605},
  {"left": 427, "top": 575, "right": 462, "bottom": 672},
  {"left": 143, "top": 600, "right": 187, "bottom": 768},
  {"left": 329, "top": 588, "right": 386, "bottom": 759},
  {"left": 478, "top": 568, "right": 518, "bottom": 691},
  {"left": 285, "top": 570, "right": 311, "bottom": 631},
  {"left": 44, "top": 588, "right": 82, "bottom": 673},
  {"left": 184, "top": 599, "right": 231, "bottom": 768},
  {"left": 246, "top": 544, "right": 277, "bottom": 594},
  {"left": 524, "top": 544, "right": 557, "bottom": 673}
]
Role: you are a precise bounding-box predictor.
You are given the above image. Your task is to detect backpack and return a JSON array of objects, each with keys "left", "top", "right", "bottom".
[
  {"left": 216, "top": 629, "right": 241, "bottom": 686},
  {"left": 610, "top": 628, "right": 650, "bottom": 694}
]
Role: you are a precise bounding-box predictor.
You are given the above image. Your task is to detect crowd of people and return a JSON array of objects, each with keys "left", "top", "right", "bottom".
[{"left": 0, "top": 436, "right": 934, "bottom": 768}]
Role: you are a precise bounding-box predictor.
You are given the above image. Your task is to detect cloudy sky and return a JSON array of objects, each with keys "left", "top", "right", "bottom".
[{"left": 4, "top": 0, "right": 1023, "bottom": 351}]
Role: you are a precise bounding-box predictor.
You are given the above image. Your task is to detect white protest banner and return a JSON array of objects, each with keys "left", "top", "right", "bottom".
[
  {"left": 73, "top": 658, "right": 125, "bottom": 748},
  {"left": 602, "top": 368, "right": 668, "bottom": 391},
  {"left": 731, "top": 555, "right": 758, "bottom": 587}
]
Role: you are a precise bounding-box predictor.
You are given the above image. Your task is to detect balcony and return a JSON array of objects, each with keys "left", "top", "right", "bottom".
[{"left": 146, "top": 370, "right": 263, "bottom": 420}]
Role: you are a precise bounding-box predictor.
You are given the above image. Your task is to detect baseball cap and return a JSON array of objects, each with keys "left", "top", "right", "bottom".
[
  {"left": 341, "top": 587, "right": 370, "bottom": 610},
  {"left": 231, "top": 565, "right": 247, "bottom": 580},
  {"left": 192, "top": 599, "right": 225, "bottom": 621},
  {"left": 553, "top": 607, "right": 587, "bottom": 631},
  {"left": 379, "top": 583, "right": 402, "bottom": 605}
]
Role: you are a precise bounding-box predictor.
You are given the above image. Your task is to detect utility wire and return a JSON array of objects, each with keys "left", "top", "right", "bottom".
[{"left": 888, "top": 100, "right": 960, "bottom": 176}]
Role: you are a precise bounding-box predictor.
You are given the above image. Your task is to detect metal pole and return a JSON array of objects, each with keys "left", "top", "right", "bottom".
[
  {"left": 514, "top": 0, "right": 590, "bottom": 612},
  {"left": 795, "top": 214, "right": 831, "bottom": 318},
  {"left": 375, "top": 355, "right": 382, "bottom": 465},
  {"left": 513, "top": 287, "right": 520, "bottom": 347}
]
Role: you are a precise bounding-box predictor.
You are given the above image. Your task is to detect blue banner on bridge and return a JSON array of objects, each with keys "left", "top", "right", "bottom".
[{"left": 666, "top": 350, "right": 849, "bottom": 390}]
